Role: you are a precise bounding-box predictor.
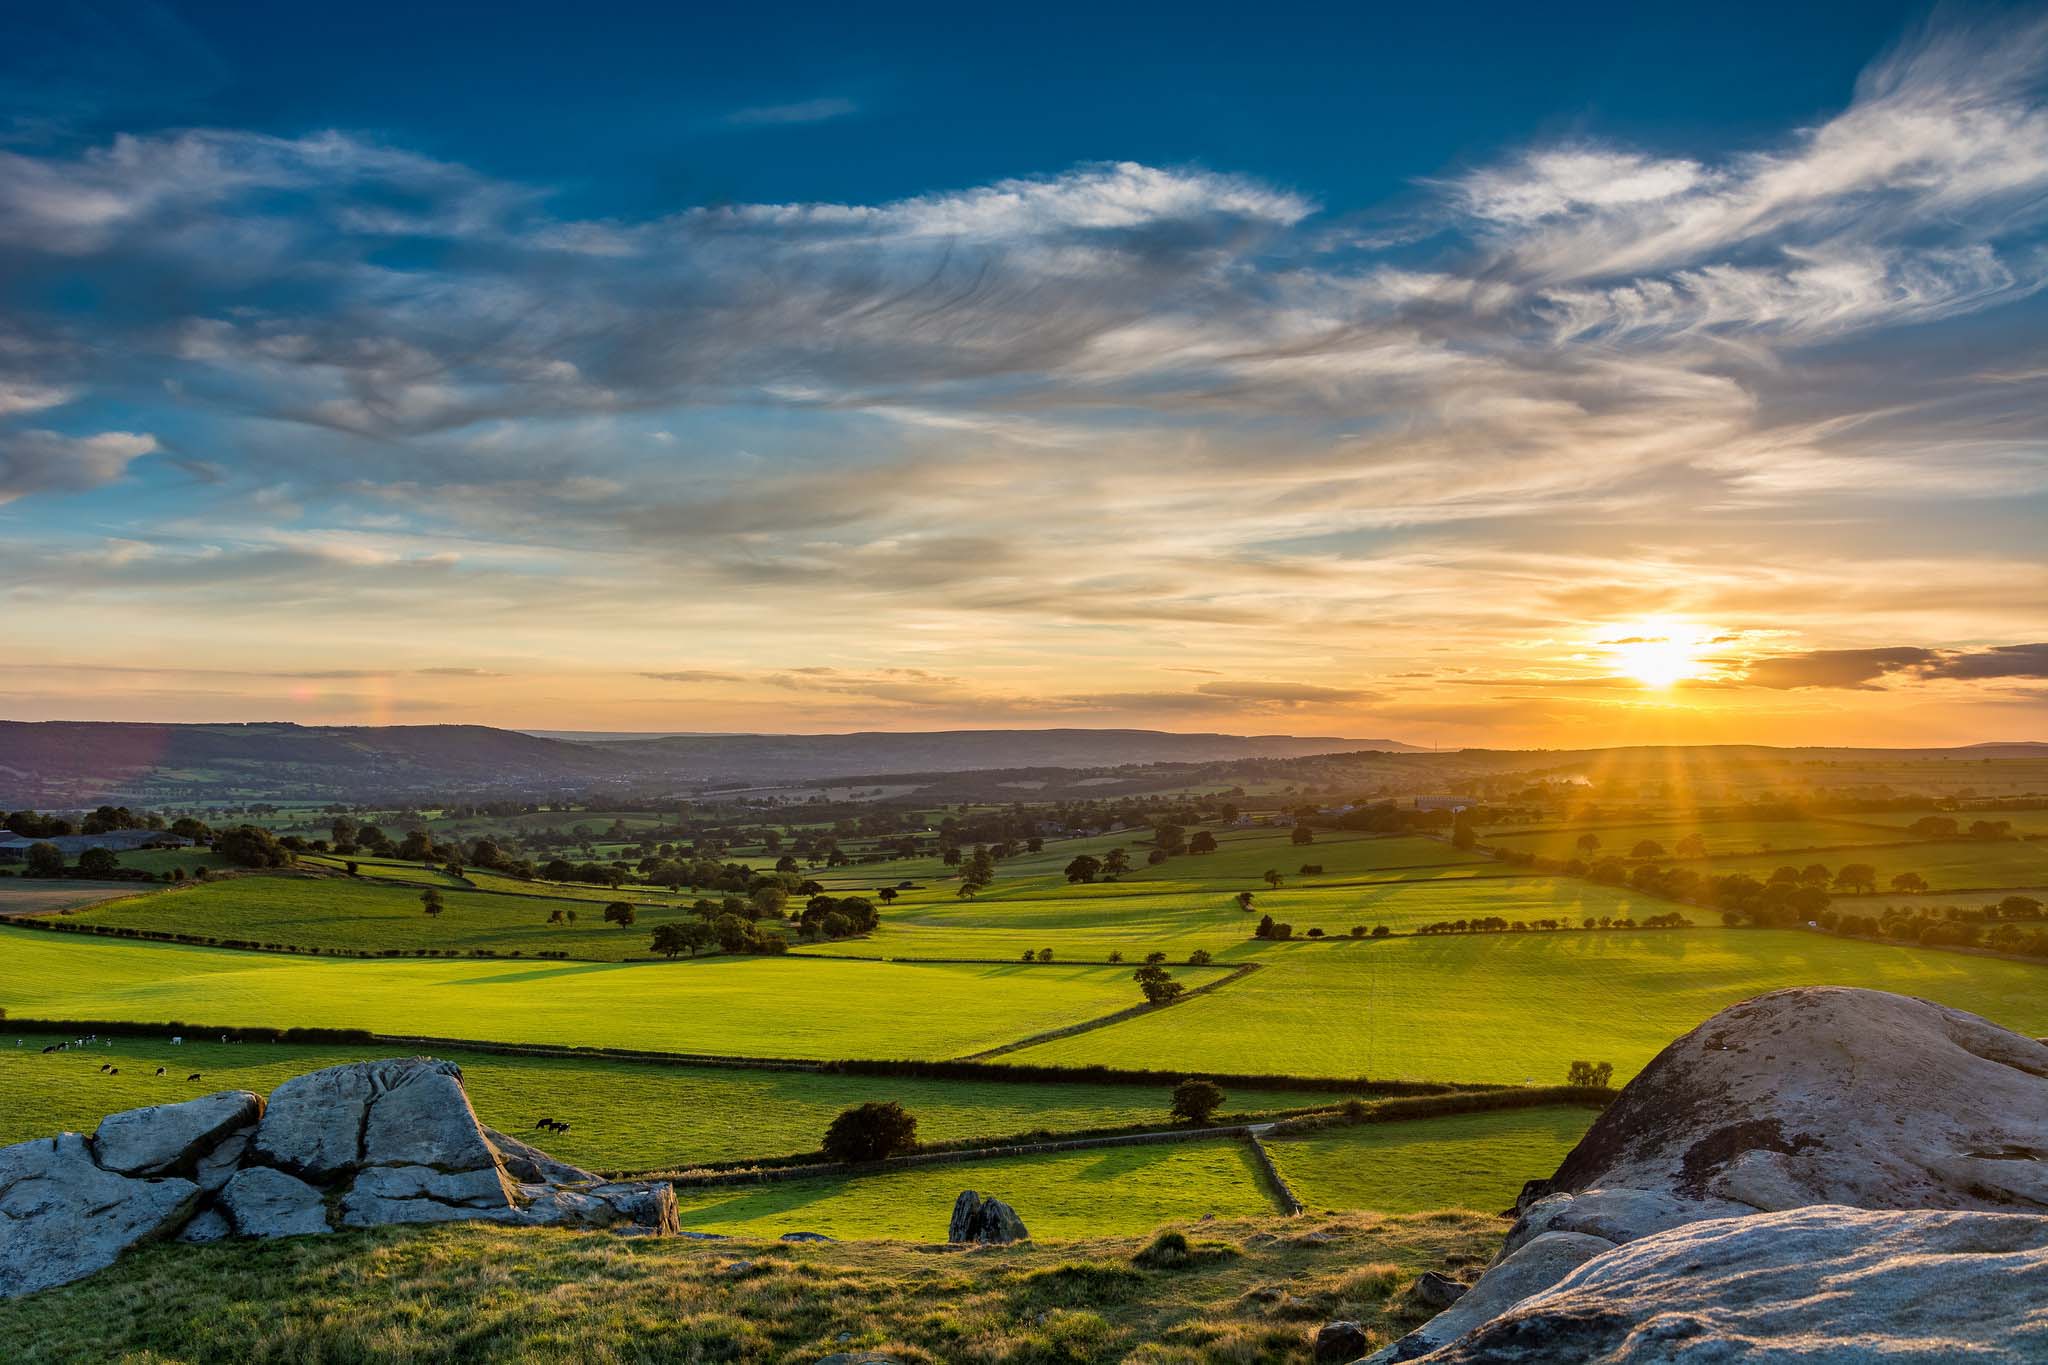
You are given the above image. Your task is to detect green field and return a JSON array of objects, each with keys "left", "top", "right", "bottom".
[
  {"left": 0, "top": 1033, "right": 1340, "bottom": 1173},
  {"left": 672, "top": 1139, "right": 1280, "bottom": 1239},
  {"left": 1483, "top": 816, "right": 1916, "bottom": 862},
  {"left": 56, "top": 876, "right": 725, "bottom": 961},
  {"left": 1701, "top": 839, "right": 2048, "bottom": 892},
  {"left": 1008, "top": 930, "right": 2048, "bottom": 1083},
  {"left": 1266, "top": 1107, "right": 1595, "bottom": 1215},
  {"left": 0, "top": 929, "right": 1204, "bottom": 1061},
  {"left": 796, "top": 875, "right": 1676, "bottom": 961}
]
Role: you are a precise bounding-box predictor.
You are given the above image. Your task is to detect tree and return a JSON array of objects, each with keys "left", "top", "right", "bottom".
[
  {"left": 1451, "top": 812, "right": 1477, "bottom": 850},
  {"left": 1833, "top": 864, "right": 1878, "bottom": 895},
  {"left": 750, "top": 885, "right": 789, "bottom": 919},
  {"left": 878, "top": 887, "right": 898, "bottom": 904},
  {"left": 1154, "top": 822, "right": 1187, "bottom": 855},
  {"left": 1263, "top": 868, "right": 1283, "bottom": 889},
  {"left": 713, "top": 913, "right": 749, "bottom": 952},
  {"left": 1576, "top": 833, "right": 1601, "bottom": 854},
  {"left": 1103, "top": 848, "right": 1132, "bottom": 877},
  {"left": 421, "top": 889, "right": 444, "bottom": 917},
  {"left": 821, "top": 1101, "right": 918, "bottom": 1163},
  {"left": 398, "top": 830, "right": 435, "bottom": 862},
  {"left": 652, "top": 922, "right": 711, "bottom": 958},
  {"left": 1064, "top": 855, "right": 1101, "bottom": 884},
  {"left": 1187, "top": 948, "right": 1213, "bottom": 966},
  {"left": 1235, "top": 890, "right": 1255, "bottom": 911},
  {"left": 77, "top": 846, "right": 119, "bottom": 877},
  {"left": 1675, "top": 833, "right": 1708, "bottom": 859},
  {"left": 216, "top": 825, "right": 291, "bottom": 868},
  {"left": 24, "top": 842, "right": 63, "bottom": 878},
  {"left": 1566, "top": 1060, "right": 1615, "bottom": 1089},
  {"left": 1144, "top": 950, "right": 1168, "bottom": 964},
  {"left": 1133, "top": 964, "right": 1184, "bottom": 1005},
  {"left": 546, "top": 907, "right": 566, "bottom": 924},
  {"left": 1890, "top": 872, "right": 1929, "bottom": 894},
  {"left": 1630, "top": 840, "right": 1665, "bottom": 859},
  {"left": 1291, "top": 824, "right": 1315, "bottom": 846},
  {"left": 603, "top": 901, "right": 636, "bottom": 928},
  {"left": 1169, "top": 1078, "right": 1225, "bottom": 1125}
]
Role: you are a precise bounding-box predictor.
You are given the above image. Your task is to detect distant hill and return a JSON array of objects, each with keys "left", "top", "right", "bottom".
[
  {"left": 0, "top": 722, "right": 1410, "bottom": 804},
  {"left": 580, "top": 728, "right": 1415, "bottom": 783}
]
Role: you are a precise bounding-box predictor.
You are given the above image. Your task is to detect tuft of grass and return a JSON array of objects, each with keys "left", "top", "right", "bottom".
[{"left": 0, "top": 1213, "right": 1500, "bottom": 1364}]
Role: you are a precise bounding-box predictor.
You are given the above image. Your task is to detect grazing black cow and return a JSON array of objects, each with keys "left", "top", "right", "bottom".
[
  {"left": 99, "top": 1063, "right": 111, "bottom": 1073},
  {"left": 187, "top": 1073, "right": 201, "bottom": 1081},
  {"left": 535, "top": 1118, "right": 554, "bottom": 1130},
  {"left": 554, "top": 1122, "right": 571, "bottom": 1133},
  {"left": 108, "top": 1067, "right": 119, "bottom": 1075},
  {"left": 155, "top": 1067, "right": 166, "bottom": 1076}
]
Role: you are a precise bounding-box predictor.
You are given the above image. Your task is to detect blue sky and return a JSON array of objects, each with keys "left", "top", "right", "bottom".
[{"left": 1, "top": 2, "right": 2045, "bottom": 743}]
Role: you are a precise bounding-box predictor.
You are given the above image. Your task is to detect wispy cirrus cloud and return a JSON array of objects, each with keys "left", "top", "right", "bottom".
[{"left": 721, "top": 97, "right": 859, "bottom": 128}]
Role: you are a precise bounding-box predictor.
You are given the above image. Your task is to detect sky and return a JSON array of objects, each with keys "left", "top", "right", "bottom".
[{"left": 1, "top": 0, "right": 2045, "bottom": 747}]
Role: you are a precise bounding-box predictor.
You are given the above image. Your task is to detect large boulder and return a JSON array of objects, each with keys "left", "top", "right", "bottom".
[
  {"left": 1, "top": 1054, "right": 681, "bottom": 1298},
  {"left": 1402, "top": 1206, "right": 2048, "bottom": 1363},
  {"left": 1373, "top": 988, "right": 2048, "bottom": 1362},
  {"left": 948, "top": 1189, "right": 1028, "bottom": 1244},
  {"left": 92, "top": 1091, "right": 264, "bottom": 1178},
  {"left": 0, "top": 1133, "right": 199, "bottom": 1297}
]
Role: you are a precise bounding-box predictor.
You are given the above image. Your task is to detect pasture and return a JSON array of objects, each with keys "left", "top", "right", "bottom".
[
  {"left": 1266, "top": 1107, "right": 1596, "bottom": 1215},
  {"left": 1700, "top": 838, "right": 2048, "bottom": 892},
  {"left": 1007, "top": 929, "right": 2048, "bottom": 1083},
  {"left": 0, "top": 929, "right": 1201, "bottom": 1061},
  {"left": 0, "top": 881, "right": 139, "bottom": 916},
  {"left": 0, "top": 1033, "right": 1341, "bottom": 1173},
  {"left": 671, "top": 1139, "right": 1281, "bottom": 1239},
  {"left": 1482, "top": 816, "right": 1916, "bottom": 862}
]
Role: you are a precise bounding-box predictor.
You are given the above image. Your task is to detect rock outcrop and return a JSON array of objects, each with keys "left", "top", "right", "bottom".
[
  {"left": 948, "top": 1189, "right": 1028, "bottom": 1244},
  {"left": 0, "top": 1056, "right": 679, "bottom": 1299},
  {"left": 1371, "top": 987, "right": 2048, "bottom": 1362}
]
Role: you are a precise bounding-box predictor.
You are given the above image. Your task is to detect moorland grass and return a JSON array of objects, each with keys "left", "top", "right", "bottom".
[
  {"left": 0, "top": 1032, "right": 1344, "bottom": 1172},
  {"left": 1265, "top": 1106, "right": 1595, "bottom": 1215},
  {"left": 1009, "top": 929, "right": 2048, "bottom": 1083},
  {"left": 0, "top": 1211, "right": 1503, "bottom": 1363},
  {"left": 672, "top": 1139, "right": 1282, "bottom": 1239},
  {"left": 0, "top": 928, "right": 1205, "bottom": 1061}
]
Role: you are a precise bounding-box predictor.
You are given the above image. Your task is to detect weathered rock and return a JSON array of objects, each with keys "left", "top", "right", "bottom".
[
  {"left": 585, "top": 1180, "right": 681, "bottom": 1234},
  {"left": 1409, "top": 1271, "right": 1467, "bottom": 1311},
  {"left": 193, "top": 1127, "right": 253, "bottom": 1193},
  {"left": 0, "top": 1133, "right": 199, "bottom": 1298},
  {"left": 1313, "top": 1319, "right": 1370, "bottom": 1362},
  {"left": 1508, "top": 987, "right": 2048, "bottom": 1254},
  {"left": 217, "top": 1165, "right": 330, "bottom": 1238},
  {"left": 1380, "top": 988, "right": 2048, "bottom": 1362},
  {"left": 1406, "top": 1206, "right": 2048, "bottom": 1363},
  {"left": 255, "top": 1058, "right": 495, "bottom": 1180},
  {"left": 483, "top": 1126, "right": 598, "bottom": 1185},
  {"left": 1369, "top": 1232, "right": 1614, "bottom": 1363},
  {"left": 948, "top": 1189, "right": 1028, "bottom": 1244},
  {"left": 339, "top": 1163, "right": 515, "bottom": 1227},
  {"left": 91, "top": 1091, "right": 264, "bottom": 1177},
  {"left": 177, "top": 1207, "right": 231, "bottom": 1243},
  {"left": 780, "top": 1230, "right": 835, "bottom": 1242}
]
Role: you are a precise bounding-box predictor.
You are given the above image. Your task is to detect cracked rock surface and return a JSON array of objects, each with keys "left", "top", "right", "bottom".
[{"left": 1368, "top": 988, "right": 2048, "bottom": 1363}]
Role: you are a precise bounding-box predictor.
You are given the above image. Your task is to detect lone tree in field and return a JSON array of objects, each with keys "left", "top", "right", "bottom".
[
  {"left": 1064, "top": 854, "right": 1102, "bottom": 884},
  {"left": 1675, "top": 833, "right": 1708, "bottom": 859},
  {"left": 546, "top": 907, "right": 566, "bottom": 925},
  {"left": 1291, "top": 824, "right": 1315, "bottom": 846},
  {"left": 1263, "top": 868, "right": 1284, "bottom": 889},
  {"left": 878, "top": 886, "right": 898, "bottom": 904},
  {"left": 1103, "top": 847, "right": 1132, "bottom": 877},
  {"left": 1189, "top": 831, "right": 1218, "bottom": 854},
  {"left": 421, "top": 888, "right": 444, "bottom": 917},
  {"left": 603, "top": 901, "right": 636, "bottom": 928},
  {"left": 1833, "top": 863, "right": 1878, "bottom": 895},
  {"left": 1236, "top": 890, "right": 1255, "bottom": 911},
  {"left": 1891, "top": 871, "right": 1929, "bottom": 894},
  {"left": 1566, "top": 1060, "right": 1615, "bottom": 1089},
  {"left": 1169, "top": 1078, "right": 1225, "bottom": 1125},
  {"left": 1133, "top": 963, "right": 1185, "bottom": 1005},
  {"left": 821, "top": 1101, "right": 918, "bottom": 1163},
  {"left": 1576, "top": 833, "right": 1601, "bottom": 854}
]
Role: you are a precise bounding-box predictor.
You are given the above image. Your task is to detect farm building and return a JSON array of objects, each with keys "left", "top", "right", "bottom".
[{"left": 1411, "top": 795, "right": 1471, "bottom": 813}]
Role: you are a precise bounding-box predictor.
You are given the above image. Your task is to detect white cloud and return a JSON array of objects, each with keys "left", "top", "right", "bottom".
[{"left": 0, "top": 429, "right": 155, "bottom": 503}]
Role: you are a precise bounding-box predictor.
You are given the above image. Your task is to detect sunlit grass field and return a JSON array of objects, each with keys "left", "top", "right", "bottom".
[
  {"left": 1700, "top": 838, "right": 2048, "bottom": 892},
  {"left": 1482, "top": 816, "right": 1918, "bottom": 862},
  {"left": 0, "top": 1034, "right": 1340, "bottom": 1173},
  {"left": 58, "top": 876, "right": 716, "bottom": 961},
  {"left": 1267, "top": 1107, "right": 1596, "bottom": 1215},
  {"left": 1009, "top": 929, "right": 2048, "bottom": 1083},
  {"left": 0, "top": 929, "right": 1197, "bottom": 1061},
  {"left": 672, "top": 1139, "right": 1281, "bottom": 1239}
]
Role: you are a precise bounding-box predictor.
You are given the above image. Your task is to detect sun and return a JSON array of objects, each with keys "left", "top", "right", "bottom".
[{"left": 1604, "top": 620, "right": 1711, "bottom": 689}]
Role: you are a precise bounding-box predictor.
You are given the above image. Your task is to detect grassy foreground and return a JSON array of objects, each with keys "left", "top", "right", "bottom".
[{"left": 0, "top": 1212, "right": 1502, "bottom": 1364}]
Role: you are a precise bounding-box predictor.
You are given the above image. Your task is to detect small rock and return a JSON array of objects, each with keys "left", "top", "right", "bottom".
[
  {"left": 1410, "top": 1270, "right": 1468, "bottom": 1311},
  {"left": 948, "top": 1189, "right": 1028, "bottom": 1244},
  {"left": 724, "top": 1259, "right": 754, "bottom": 1275},
  {"left": 1314, "top": 1320, "right": 1370, "bottom": 1363},
  {"left": 781, "top": 1230, "right": 835, "bottom": 1242},
  {"left": 177, "top": 1208, "right": 232, "bottom": 1244}
]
